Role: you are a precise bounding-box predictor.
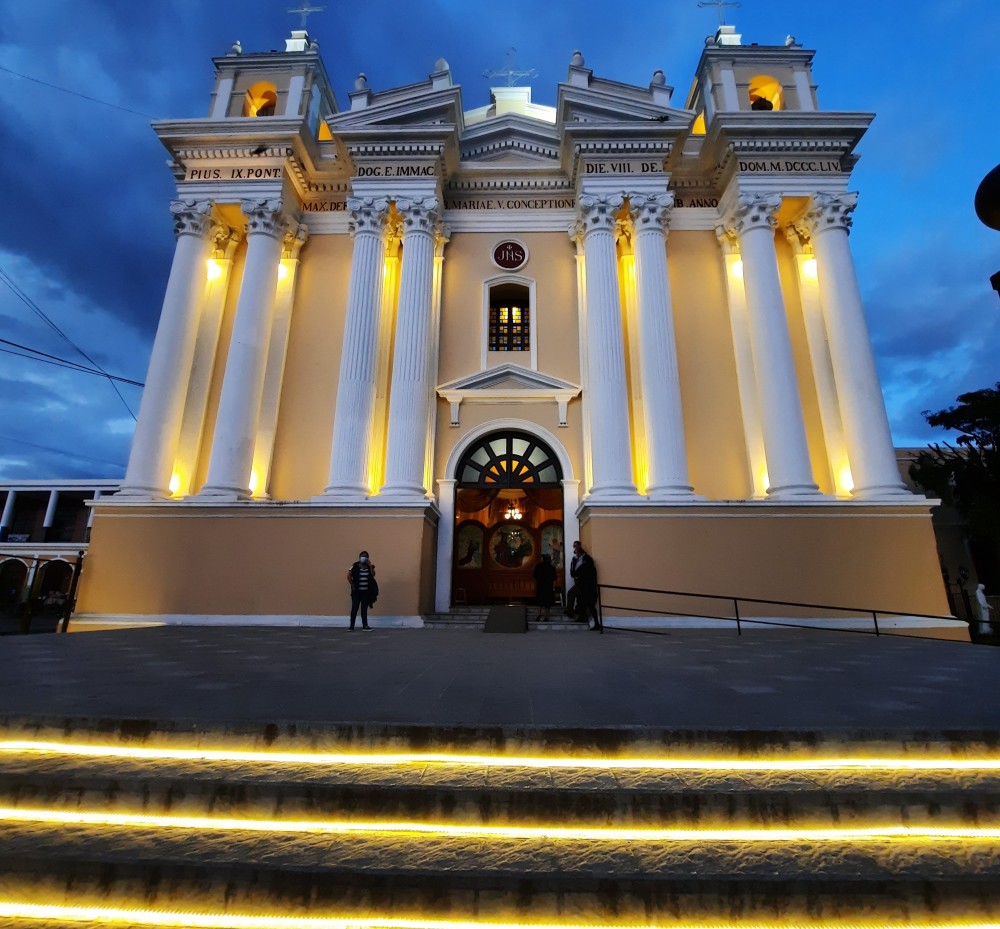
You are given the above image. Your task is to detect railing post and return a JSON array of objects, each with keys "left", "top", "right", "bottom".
[
  {"left": 871, "top": 610, "right": 880, "bottom": 637},
  {"left": 59, "top": 551, "right": 85, "bottom": 634},
  {"left": 733, "top": 599, "right": 742, "bottom": 636}
]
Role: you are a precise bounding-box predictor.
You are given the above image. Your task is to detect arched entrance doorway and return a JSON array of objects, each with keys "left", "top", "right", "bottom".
[{"left": 452, "top": 430, "right": 564, "bottom": 606}]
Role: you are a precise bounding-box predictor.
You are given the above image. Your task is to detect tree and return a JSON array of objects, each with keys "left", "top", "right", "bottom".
[{"left": 910, "top": 383, "right": 1000, "bottom": 588}]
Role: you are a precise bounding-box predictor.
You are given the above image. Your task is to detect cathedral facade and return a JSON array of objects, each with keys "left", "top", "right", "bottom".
[{"left": 77, "top": 24, "right": 953, "bottom": 633}]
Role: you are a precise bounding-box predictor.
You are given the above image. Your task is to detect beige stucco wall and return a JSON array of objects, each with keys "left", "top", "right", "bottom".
[
  {"left": 668, "top": 231, "right": 750, "bottom": 499},
  {"left": 579, "top": 504, "right": 953, "bottom": 624},
  {"left": 77, "top": 505, "right": 436, "bottom": 617},
  {"left": 268, "top": 234, "right": 352, "bottom": 500}
]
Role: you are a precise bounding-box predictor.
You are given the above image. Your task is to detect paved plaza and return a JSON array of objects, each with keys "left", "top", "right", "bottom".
[{"left": 0, "top": 625, "right": 996, "bottom": 732}]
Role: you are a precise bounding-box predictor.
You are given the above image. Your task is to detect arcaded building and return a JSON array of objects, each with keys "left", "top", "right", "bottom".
[{"left": 76, "top": 23, "right": 952, "bottom": 633}]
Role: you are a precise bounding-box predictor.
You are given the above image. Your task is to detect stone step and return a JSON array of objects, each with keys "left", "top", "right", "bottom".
[
  {"left": 0, "top": 756, "right": 998, "bottom": 828},
  {"left": 0, "top": 722, "right": 998, "bottom": 924}
]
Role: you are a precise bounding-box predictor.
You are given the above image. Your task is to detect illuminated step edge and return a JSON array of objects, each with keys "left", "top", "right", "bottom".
[
  {"left": 2, "top": 741, "right": 1000, "bottom": 771},
  {"left": 2, "top": 808, "right": 999, "bottom": 842},
  {"left": 2, "top": 906, "right": 1000, "bottom": 929}
]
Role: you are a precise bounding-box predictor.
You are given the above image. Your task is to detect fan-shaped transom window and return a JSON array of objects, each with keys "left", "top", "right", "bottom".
[{"left": 456, "top": 431, "right": 562, "bottom": 486}]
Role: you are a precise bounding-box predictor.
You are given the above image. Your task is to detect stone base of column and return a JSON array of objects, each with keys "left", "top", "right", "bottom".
[
  {"left": 195, "top": 485, "right": 252, "bottom": 503},
  {"left": 647, "top": 483, "right": 704, "bottom": 502},
  {"left": 313, "top": 482, "right": 370, "bottom": 503},
  {"left": 766, "top": 483, "right": 826, "bottom": 501},
  {"left": 586, "top": 483, "right": 640, "bottom": 504}
]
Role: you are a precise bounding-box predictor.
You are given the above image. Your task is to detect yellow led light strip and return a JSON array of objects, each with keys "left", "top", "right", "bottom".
[
  {"left": 2, "top": 807, "right": 998, "bottom": 842},
  {"left": 0, "top": 908, "right": 999, "bottom": 929},
  {"left": 1, "top": 741, "right": 999, "bottom": 771}
]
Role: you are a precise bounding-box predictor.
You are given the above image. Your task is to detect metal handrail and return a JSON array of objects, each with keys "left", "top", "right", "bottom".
[{"left": 594, "top": 582, "right": 967, "bottom": 638}]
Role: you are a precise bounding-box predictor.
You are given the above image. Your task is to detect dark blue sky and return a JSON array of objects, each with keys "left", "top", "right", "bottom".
[{"left": 0, "top": 0, "right": 997, "bottom": 480}]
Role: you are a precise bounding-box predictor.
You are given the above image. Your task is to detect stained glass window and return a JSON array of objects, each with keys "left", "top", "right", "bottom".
[
  {"left": 488, "top": 283, "right": 530, "bottom": 352},
  {"left": 457, "top": 431, "right": 562, "bottom": 487}
]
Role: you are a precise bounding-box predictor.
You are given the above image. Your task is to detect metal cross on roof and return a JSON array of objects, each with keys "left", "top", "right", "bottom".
[
  {"left": 483, "top": 47, "right": 538, "bottom": 87},
  {"left": 697, "top": 0, "right": 741, "bottom": 26},
  {"left": 288, "top": 3, "right": 325, "bottom": 30}
]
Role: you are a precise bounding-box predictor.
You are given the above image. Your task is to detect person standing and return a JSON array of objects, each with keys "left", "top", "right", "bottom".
[
  {"left": 533, "top": 553, "right": 557, "bottom": 621},
  {"left": 346, "top": 550, "right": 376, "bottom": 630},
  {"left": 564, "top": 541, "right": 598, "bottom": 626}
]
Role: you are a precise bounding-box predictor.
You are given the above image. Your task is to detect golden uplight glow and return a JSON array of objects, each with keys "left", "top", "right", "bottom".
[
  {"left": 838, "top": 465, "right": 855, "bottom": 494},
  {"left": 278, "top": 262, "right": 290, "bottom": 281},
  {"left": 1, "top": 807, "right": 997, "bottom": 842},
  {"left": 2, "top": 741, "right": 1000, "bottom": 771},
  {"left": 168, "top": 472, "right": 182, "bottom": 497},
  {"left": 802, "top": 257, "right": 818, "bottom": 278},
  {"left": 248, "top": 469, "right": 261, "bottom": 497},
  {"left": 3, "top": 906, "right": 999, "bottom": 929},
  {"left": 731, "top": 259, "right": 744, "bottom": 279},
  {"left": 760, "top": 469, "right": 770, "bottom": 493},
  {"left": 206, "top": 259, "right": 223, "bottom": 282}
]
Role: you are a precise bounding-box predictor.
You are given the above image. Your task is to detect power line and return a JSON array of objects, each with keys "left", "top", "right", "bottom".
[
  {"left": 0, "top": 339, "right": 143, "bottom": 387},
  {"left": 0, "top": 64, "right": 152, "bottom": 119},
  {"left": 0, "top": 435, "right": 127, "bottom": 471},
  {"left": 0, "top": 268, "right": 138, "bottom": 420}
]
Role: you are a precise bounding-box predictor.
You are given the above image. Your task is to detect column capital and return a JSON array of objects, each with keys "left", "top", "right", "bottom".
[
  {"left": 628, "top": 192, "right": 675, "bottom": 234},
  {"left": 282, "top": 219, "right": 309, "bottom": 259},
  {"left": 724, "top": 193, "right": 782, "bottom": 236},
  {"left": 715, "top": 225, "right": 740, "bottom": 256},
  {"left": 434, "top": 222, "right": 451, "bottom": 257},
  {"left": 347, "top": 196, "right": 390, "bottom": 237},
  {"left": 395, "top": 196, "right": 439, "bottom": 236},
  {"left": 241, "top": 199, "right": 287, "bottom": 239},
  {"left": 170, "top": 199, "right": 213, "bottom": 239},
  {"left": 210, "top": 221, "right": 243, "bottom": 259},
  {"left": 783, "top": 224, "right": 811, "bottom": 255},
  {"left": 576, "top": 193, "right": 624, "bottom": 234},
  {"left": 799, "top": 191, "right": 859, "bottom": 238}
]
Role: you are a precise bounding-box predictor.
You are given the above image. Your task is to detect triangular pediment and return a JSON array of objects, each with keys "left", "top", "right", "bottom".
[
  {"left": 439, "top": 364, "right": 580, "bottom": 393},
  {"left": 460, "top": 114, "right": 561, "bottom": 164},
  {"left": 557, "top": 79, "right": 693, "bottom": 128}
]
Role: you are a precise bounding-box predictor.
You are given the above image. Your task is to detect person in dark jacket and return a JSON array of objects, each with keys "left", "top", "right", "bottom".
[
  {"left": 533, "top": 553, "right": 557, "bottom": 621},
  {"left": 346, "top": 550, "right": 377, "bottom": 630},
  {"left": 564, "top": 541, "right": 599, "bottom": 627}
]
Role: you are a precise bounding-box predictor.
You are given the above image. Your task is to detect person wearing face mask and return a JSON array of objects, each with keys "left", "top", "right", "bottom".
[{"left": 346, "top": 550, "right": 378, "bottom": 630}]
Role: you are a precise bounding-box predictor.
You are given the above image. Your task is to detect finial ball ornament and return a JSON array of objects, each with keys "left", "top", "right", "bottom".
[
  {"left": 570, "top": 50, "right": 584, "bottom": 67},
  {"left": 975, "top": 164, "right": 1000, "bottom": 232}
]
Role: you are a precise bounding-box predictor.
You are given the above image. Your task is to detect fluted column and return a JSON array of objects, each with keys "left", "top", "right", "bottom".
[
  {"left": 380, "top": 197, "right": 439, "bottom": 500},
  {"left": 630, "top": 193, "right": 696, "bottom": 498},
  {"left": 1, "top": 490, "right": 16, "bottom": 541},
  {"left": 785, "top": 227, "right": 852, "bottom": 496},
  {"left": 726, "top": 194, "right": 820, "bottom": 498},
  {"left": 199, "top": 199, "right": 287, "bottom": 500},
  {"left": 573, "top": 194, "right": 637, "bottom": 499},
  {"left": 117, "top": 200, "right": 214, "bottom": 499},
  {"left": 800, "top": 193, "right": 908, "bottom": 498},
  {"left": 318, "top": 197, "right": 390, "bottom": 500}
]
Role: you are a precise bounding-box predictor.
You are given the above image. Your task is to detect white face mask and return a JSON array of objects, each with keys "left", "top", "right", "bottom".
[{"left": 359, "top": 555, "right": 369, "bottom": 563}]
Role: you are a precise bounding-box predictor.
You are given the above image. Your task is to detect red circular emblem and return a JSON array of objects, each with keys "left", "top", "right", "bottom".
[{"left": 492, "top": 240, "right": 527, "bottom": 270}]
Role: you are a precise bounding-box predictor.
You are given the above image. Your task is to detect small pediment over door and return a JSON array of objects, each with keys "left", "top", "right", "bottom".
[{"left": 437, "top": 364, "right": 581, "bottom": 426}]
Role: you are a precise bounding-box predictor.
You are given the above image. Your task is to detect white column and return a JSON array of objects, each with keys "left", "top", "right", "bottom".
[
  {"left": 801, "top": 193, "right": 909, "bottom": 498},
  {"left": 117, "top": 200, "right": 214, "bottom": 499},
  {"left": 630, "top": 193, "right": 697, "bottom": 498},
  {"left": 174, "top": 224, "right": 242, "bottom": 497},
  {"left": 573, "top": 194, "right": 637, "bottom": 499},
  {"left": 434, "top": 478, "right": 457, "bottom": 612},
  {"left": 318, "top": 198, "right": 390, "bottom": 500},
  {"left": 785, "top": 228, "right": 852, "bottom": 496},
  {"left": 380, "top": 197, "right": 439, "bottom": 501},
  {"left": 726, "top": 194, "right": 820, "bottom": 498},
  {"left": 1, "top": 491, "right": 16, "bottom": 539},
  {"left": 199, "top": 200, "right": 286, "bottom": 500},
  {"left": 717, "top": 230, "right": 768, "bottom": 497},
  {"left": 42, "top": 490, "right": 59, "bottom": 529},
  {"left": 424, "top": 227, "right": 450, "bottom": 498},
  {"left": 252, "top": 222, "right": 309, "bottom": 499},
  {"left": 87, "top": 490, "right": 101, "bottom": 530},
  {"left": 570, "top": 233, "right": 594, "bottom": 493}
]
